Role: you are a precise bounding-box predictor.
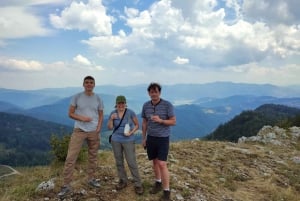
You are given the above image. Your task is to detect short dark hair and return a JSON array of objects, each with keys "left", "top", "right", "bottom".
[
  {"left": 83, "top": 76, "right": 95, "bottom": 82},
  {"left": 147, "top": 82, "right": 161, "bottom": 92}
]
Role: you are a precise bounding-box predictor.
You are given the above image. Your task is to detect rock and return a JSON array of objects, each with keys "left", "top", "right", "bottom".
[
  {"left": 238, "top": 126, "right": 300, "bottom": 145},
  {"left": 35, "top": 178, "right": 55, "bottom": 192},
  {"left": 291, "top": 156, "right": 300, "bottom": 164}
]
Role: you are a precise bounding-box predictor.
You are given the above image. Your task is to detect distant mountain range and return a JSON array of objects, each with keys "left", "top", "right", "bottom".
[
  {"left": 1, "top": 82, "right": 300, "bottom": 139},
  {"left": 1, "top": 82, "right": 300, "bottom": 109},
  {"left": 1, "top": 82, "right": 300, "bottom": 166}
]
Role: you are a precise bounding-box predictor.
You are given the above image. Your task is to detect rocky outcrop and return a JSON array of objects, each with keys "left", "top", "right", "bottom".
[{"left": 238, "top": 126, "right": 300, "bottom": 146}]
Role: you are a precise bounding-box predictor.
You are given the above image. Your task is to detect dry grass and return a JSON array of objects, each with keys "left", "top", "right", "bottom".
[{"left": 1, "top": 138, "right": 300, "bottom": 201}]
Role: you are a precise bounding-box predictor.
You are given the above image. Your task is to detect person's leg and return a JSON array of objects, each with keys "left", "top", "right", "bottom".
[
  {"left": 86, "top": 131, "right": 100, "bottom": 181},
  {"left": 123, "top": 141, "right": 142, "bottom": 187},
  {"left": 63, "top": 129, "right": 86, "bottom": 185},
  {"left": 157, "top": 160, "right": 169, "bottom": 190},
  {"left": 157, "top": 137, "right": 171, "bottom": 200},
  {"left": 147, "top": 136, "right": 163, "bottom": 194},
  {"left": 111, "top": 141, "right": 128, "bottom": 183},
  {"left": 153, "top": 159, "right": 161, "bottom": 181}
]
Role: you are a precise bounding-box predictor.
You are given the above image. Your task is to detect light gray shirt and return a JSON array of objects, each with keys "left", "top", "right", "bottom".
[{"left": 71, "top": 92, "right": 104, "bottom": 132}]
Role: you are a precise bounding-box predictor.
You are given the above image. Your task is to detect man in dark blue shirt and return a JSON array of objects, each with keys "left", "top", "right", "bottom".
[{"left": 141, "top": 82, "right": 176, "bottom": 201}]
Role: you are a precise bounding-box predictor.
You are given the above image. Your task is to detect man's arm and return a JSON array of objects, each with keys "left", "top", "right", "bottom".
[
  {"left": 68, "top": 105, "right": 92, "bottom": 122},
  {"left": 160, "top": 116, "right": 176, "bottom": 126},
  {"left": 142, "top": 118, "right": 148, "bottom": 147},
  {"left": 96, "top": 109, "right": 103, "bottom": 133}
]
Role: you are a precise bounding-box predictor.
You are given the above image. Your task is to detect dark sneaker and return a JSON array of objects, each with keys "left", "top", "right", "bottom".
[
  {"left": 57, "top": 185, "right": 72, "bottom": 198},
  {"left": 116, "top": 180, "right": 127, "bottom": 190},
  {"left": 149, "top": 181, "right": 162, "bottom": 194},
  {"left": 88, "top": 179, "right": 100, "bottom": 188},
  {"left": 134, "top": 186, "right": 144, "bottom": 195},
  {"left": 160, "top": 190, "right": 171, "bottom": 201}
]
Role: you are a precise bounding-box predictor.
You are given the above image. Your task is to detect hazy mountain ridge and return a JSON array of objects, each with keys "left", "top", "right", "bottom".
[
  {"left": 1, "top": 92, "right": 300, "bottom": 140},
  {"left": 1, "top": 83, "right": 300, "bottom": 138},
  {"left": 2, "top": 82, "right": 300, "bottom": 167},
  {"left": 1, "top": 82, "right": 300, "bottom": 109},
  {"left": 2, "top": 95, "right": 300, "bottom": 140}
]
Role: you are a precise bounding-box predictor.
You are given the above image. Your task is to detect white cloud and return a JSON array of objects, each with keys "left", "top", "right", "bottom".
[
  {"left": 73, "top": 54, "right": 92, "bottom": 66},
  {"left": 0, "top": 57, "right": 107, "bottom": 89},
  {"left": 95, "top": 65, "right": 105, "bottom": 71},
  {"left": 243, "top": 0, "right": 300, "bottom": 25},
  {"left": 77, "top": 0, "right": 300, "bottom": 80},
  {"left": 0, "top": 0, "right": 300, "bottom": 89},
  {"left": 82, "top": 34, "right": 129, "bottom": 57},
  {"left": 224, "top": 63, "right": 300, "bottom": 85},
  {"left": 0, "top": 7, "right": 51, "bottom": 39},
  {"left": 50, "top": 0, "right": 113, "bottom": 35},
  {"left": 0, "top": 0, "right": 64, "bottom": 6},
  {"left": 0, "top": 58, "right": 43, "bottom": 71},
  {"left": 173, "top": 56, "right": 189, "bottom": 65}
]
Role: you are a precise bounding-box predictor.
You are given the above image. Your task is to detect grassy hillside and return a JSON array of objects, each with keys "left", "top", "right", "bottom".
[{"left": 1, "top": 126, "right": 300, "bottom": 201}]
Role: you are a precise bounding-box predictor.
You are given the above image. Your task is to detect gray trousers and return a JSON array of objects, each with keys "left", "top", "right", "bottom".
[{"left": 111, "top": 140, "right": 142, "bottom": 187}]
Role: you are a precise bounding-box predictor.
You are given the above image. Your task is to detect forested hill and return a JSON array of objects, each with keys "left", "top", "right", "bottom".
[
  {"left": 204, "top": 104, "right": 300, "bottom": 142},
  {"left": 0, "top": 112, "right": 72, "bottom": 166}
]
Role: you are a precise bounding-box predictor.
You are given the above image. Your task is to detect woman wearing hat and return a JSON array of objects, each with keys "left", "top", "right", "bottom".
[{"left": 107, "top": 95, "right": 144, "bottom": 195}]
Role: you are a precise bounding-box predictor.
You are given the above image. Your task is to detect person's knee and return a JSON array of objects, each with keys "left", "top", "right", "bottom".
[{"left": 157, "top": 160, "right": 167, "bottom": 168}]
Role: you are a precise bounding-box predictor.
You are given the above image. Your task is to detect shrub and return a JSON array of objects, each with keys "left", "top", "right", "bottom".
[{"left": 50, "top": 134, "right": 87, "bottom": 163}]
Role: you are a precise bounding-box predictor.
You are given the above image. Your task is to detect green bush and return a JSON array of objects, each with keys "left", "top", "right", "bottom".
[
  {"left": 277, "top": 114, "right": 300, "bottom": 129},
  {"left": 50, "top": 134, "right": 87, "bottom": 163}
]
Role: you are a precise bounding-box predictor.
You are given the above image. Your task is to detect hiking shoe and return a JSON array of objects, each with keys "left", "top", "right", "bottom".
[
  {"left": 149, "top": 181, "right": 162, "bottom": 194},
  {"left": 57, "top": 185, "right": 72, "bottom": 198},
  {"left": 134, "top": 186, "right": 144, "bottom": 195},
  {"left": 88, "top": 179, "right": 100, "bottom": 188},
  {"left": 160, "top": 190, "right": 171, "bottom": 201},
  {"left": 115, "top": 180, "right": 127, "bottom": 190}
]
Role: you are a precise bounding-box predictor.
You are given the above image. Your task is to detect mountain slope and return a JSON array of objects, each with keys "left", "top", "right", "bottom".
[
  {"left": 1, "top": 126, "right": 300, "bottom": 201},
  {"left": 204, "top": 104, "right": 300, "bottom": 142},
  {"left": 0, "top": 112, "right": 73, "bottom": 166},
  {"left": 173, "top": 104, "right": 232, "bottom": 140}
]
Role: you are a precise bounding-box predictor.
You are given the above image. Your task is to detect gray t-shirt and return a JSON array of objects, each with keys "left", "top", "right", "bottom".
[{"left": 71, "top": 92, "right": 104, "bottom": 132}]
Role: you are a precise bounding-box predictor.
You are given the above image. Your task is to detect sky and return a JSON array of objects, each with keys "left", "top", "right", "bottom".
[{"left": 0, "top": 0, "right": 299, "bottom": 90}]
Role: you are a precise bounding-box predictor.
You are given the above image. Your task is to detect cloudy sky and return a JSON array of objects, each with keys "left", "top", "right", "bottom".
[{"left": 0, "top": 0, "right": 299, "bottom": 90}]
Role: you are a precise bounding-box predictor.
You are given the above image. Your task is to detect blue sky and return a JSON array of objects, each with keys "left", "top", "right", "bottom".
[{"left": 0, "top": 0, "right": 299, "bottom": 90}]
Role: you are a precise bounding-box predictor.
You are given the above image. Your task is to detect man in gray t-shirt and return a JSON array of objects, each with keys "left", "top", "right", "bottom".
[{"left": 58, "top": 76, "right": 104, "bottom": 198}]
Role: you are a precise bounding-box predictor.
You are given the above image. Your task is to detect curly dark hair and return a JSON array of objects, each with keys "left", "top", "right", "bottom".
[{"left": 147, "top": 82, "right": 161, "bottom": 92}]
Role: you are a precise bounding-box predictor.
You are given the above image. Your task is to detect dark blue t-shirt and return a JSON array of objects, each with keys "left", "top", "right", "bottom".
[{"left": 141, "top": 99, "right": 174, "bottom": 137}]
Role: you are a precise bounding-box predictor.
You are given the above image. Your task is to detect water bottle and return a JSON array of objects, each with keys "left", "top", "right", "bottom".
[{"left": 124, "top": 123, "right": 130, "bottom": 136}]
